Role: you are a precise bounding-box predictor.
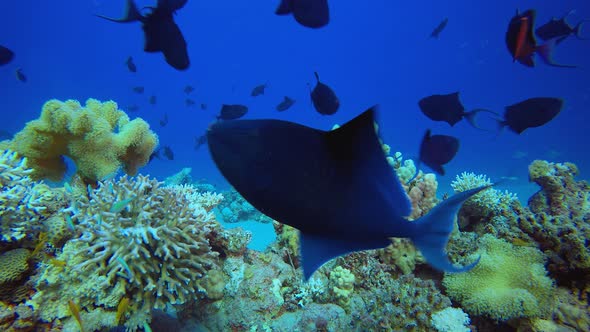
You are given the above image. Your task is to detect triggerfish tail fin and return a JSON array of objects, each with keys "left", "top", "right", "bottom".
[
  {"left": 536, "top": 38, "right": 577, "bottom": 68},
  {"left": 464, "top": 109, "right": 501, "bottom": 131},
  {"left": 574, "top": 20, "right": 589, "bottom": 40},
  {"left": 96, "top": 0, "right": 142, "bottom": 23},
  {"left": 275, "top": 0, "right": 293, "bottom": 15},
  {"left": 412, "top": 185, "right": 491, "bottom": 272}
]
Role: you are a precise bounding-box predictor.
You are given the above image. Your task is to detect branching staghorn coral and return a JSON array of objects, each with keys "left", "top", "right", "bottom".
[{"left": 30, "top": 175, "right": 223, "bottom": 330}]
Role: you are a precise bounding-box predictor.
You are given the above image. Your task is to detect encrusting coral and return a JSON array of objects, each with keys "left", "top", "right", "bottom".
[
  {"left": 28, "top": 175, "right": 223, "bottom": 331},
  {"left": 0, "top": 98, "right": 158, "bottom": 183}
]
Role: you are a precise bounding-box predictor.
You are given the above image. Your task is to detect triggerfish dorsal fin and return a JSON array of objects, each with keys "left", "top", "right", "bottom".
[
  {"left": 275, "top": 0, "right": 293, "bottom": 15},
  {"left": 412, "top": 185, "right": 491, "bottom": 272},
  {"left": 96, "top": 0, "right": 142, "bottom": 23}
]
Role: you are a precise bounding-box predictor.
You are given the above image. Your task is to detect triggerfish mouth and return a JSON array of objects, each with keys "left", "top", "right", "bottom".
[{"left": 207, "top": 106, "right": 488, "bottom": 280}]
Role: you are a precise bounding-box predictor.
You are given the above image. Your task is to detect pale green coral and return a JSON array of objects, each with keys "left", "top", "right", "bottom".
[
  {"left": 329, "top": 266, "right": 355, "bottom": 309},
  {"left": 451, "top": 172, "right": 517, "bottom": 212},
  {"left": 443, "top": 234, "right": 555, "bottom": 321}
]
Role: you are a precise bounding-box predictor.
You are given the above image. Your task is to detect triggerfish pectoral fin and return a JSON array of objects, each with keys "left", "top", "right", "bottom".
[
  {"left": 536, "top": 37, "right": 577, "bottom": 68},
  {"left": 412, "top": 185, "right": 491, "bottom": 272}
]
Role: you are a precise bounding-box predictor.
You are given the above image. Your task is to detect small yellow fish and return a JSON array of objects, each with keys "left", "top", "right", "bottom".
[
  {"left": 68, "top": 300, "right": 84, "bottom": 332},
  {"left": 110, "top": 196, "right": 137, "bottom": 213},
  {"left": 116, "top": 297, "right": 130, "bottom": 324},
  {"left": 49, "top": 259, "right": 67, "bottom": 267},
  {"left": 31, "top": 232, "right": 48, "bottom": 256}
]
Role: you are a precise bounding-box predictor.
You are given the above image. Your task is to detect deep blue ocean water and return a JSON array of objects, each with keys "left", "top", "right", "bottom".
[{"left": 1, "top": 0, "right": 589, "bottom": 202}]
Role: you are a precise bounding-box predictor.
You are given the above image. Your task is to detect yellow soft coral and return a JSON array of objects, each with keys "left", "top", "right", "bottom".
[
  {"left": 443, "top": 234, "right": 555, "bottom": 321},
  {"left": 4, "top": 99, "right": 158, "bottom": 183},
  {"left": 0, "top": 249, "right": 30, "bottom": 285}
]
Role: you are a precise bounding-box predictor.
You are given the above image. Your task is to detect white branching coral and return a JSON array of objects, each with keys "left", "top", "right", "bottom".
[
  {"left": 0, "top": 149, "right": 56, "bottom": 242},
  {"left": 451, "top": 172, "right": 517, "bottom": 212},
  {"left": 30, "top": 175, "right": 222, "bottom": 330}
]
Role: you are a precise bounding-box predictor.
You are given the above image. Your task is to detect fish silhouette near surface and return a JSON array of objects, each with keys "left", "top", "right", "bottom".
[
  {"left": 430, "top": 18, "right": 449, "bottom": 38},
  {"left": 132, "top": 86, "right": 145, "bottom": 94},
  {"left": 97, "top": 0, "right": 190, "bottom": 70},
  {"left": 535, "top": 10, "right": 588, "bottom": 44},
  {"left": 251, "top": 84, "right": 267, "bottom": 97},
  {"left": 125, "top": 56, "right": 137, "bottom": 72},
  {"left": 418, "top": 92, "right": 497, "bottom": 129},
  {"left": 218, "top": 104, "right": 248, "bottom": 120},
  {"left": 311, "top": 72, "right": 339, "bottom": 115},
  {"left": 184, "top": 85, "right": 195, "bottom": 94},
  {"left": 506, "top": 9, "right": 576, "bottom": 68},
  {"left": 207, "top": 106, "right": 487, "bottom": 280},
  {"left": 276, "top": 96, "right": 295, "bottom": 112},
  {"left": 275, "top": 0, "right": 329, "bottom": 29},
  {"left": 419, "top": 130, "right": 459, "bottom": 176},
  {"left": 497, "top": 97, "right": 563, "bottom": 134},
  {"left": 15, "top": 68, "right": 27, "bottom": 82},
  {"left": 0, "top": 45, "right": 14, "bottom": 66}
]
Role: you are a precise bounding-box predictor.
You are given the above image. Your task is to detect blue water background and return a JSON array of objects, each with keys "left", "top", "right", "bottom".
[{"left": 1, "top": 0, "right": 589, "bottom": 204}]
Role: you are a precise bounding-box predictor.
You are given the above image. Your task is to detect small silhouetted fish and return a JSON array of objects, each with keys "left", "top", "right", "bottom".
[
  {"left": 201, "top": 103, "right": 207, "bottom": 110},
  {"left": 506, "top": 9, "right": 575, "bottom": 68},
  {"left": 125, "top": 56, "right": 137, "bottom": 72},
  {"left": 162, "top": 146, "right": 174, "bottom": 160},
  {"left": 149, "top": 95, "right": 157, "bottom": 105},
  {"left": 0, "top": 45, "right": 14, "bottom": 66},
  {"left": 419, "top": 129, "right": 459, "bottom": 175},
  {"left": 535, "top": 10, "right": 588, "bottom": 44},
  {"left": 127, "top": 105, "right": 140, "bottom": 112},
  {"left": 132, "top": 86, "right": 144, "bottom": 94},
  {"left": 310, "top": 72, "right": 339, "bottom": 115},
  {"left": 184, "top": 85, "right": 195, "bottom": 94},
  {"left": 276, "top": 96, "right": 295, "bottom": 112},
  {"left": 430, "top": 18, "right": 449, "bottom": 38},
  {"left": 276, "top": 0, "right": 329, "bottom": 28},
  {"left": 251, "top": 84, "right": 266, "bottom": 97},
  {"left": 498, "top": 97, "right": 563, "bottom": 134},
  {"left": 149, "top": 149, "right": 161, "bottom": 162},
  {"left": 0, "top": 130, "right": 12, "bottom": 140},
  {"left": 185, "top": 98, "right": 196, "bottom": 107},
  {"left": 418, "top": 92, "right": 497, "bottom": 129},
  {"left": 15, "top": 68, "right": 26, "bottom": 82},
  {"left": 218, "top": 104, "right": 248, "bottom": 120},
  {"left": 96, "top": 0, "right": 190, "bottom": 70},
  {"left": 195, "top": 134, "right": 207, "bottom": 150},
  {"left": 159, "top": 113, "right": 168, "bottom": 127}
]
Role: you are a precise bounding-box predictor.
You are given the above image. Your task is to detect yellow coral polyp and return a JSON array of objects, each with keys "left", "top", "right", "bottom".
[{"left": 4, "top": 98, "right": 158, "bottom": 183}]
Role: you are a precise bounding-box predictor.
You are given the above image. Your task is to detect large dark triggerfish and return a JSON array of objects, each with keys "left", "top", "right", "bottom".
[
  {"left": 97, "top": 0, "right": 190, "bottom": 70},
  {"left": 275, "top": 0, "right": 330, "bottom": 29},
  {"left": 505, "top": 9, "right": 575, "bottom": 68},
  {"left": 311, "top": 72, "right": 339, "bottom": 115},
  {"left": 207, "top": 106, "right": 487, "bottom": 280},
  {"left": 418, "top": 92, "right": 497, "bottom": 129},
  {"left": 499, "top": 97, "right": 563, "bottom": 134},
  {"left": 0, "top": 45, "right": 14, "bottom": 66},
  {"left": 419, "top": 130, "right": 459, "bottom": 176}
]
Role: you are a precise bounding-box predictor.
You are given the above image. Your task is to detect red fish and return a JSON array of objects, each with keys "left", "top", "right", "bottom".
[{"left": 505, "top": 9, "right": 575, "bottom": 68}]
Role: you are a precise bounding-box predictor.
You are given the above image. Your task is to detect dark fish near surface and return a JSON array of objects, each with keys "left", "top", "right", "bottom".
[
  {"left": 149, "top": 95, "right": 157, "bottom": 105},
  {"left": 127, "top": 105, "right": 140, "bottom": 112},
  {"left": 162, "top": 146, "right": 174, "bottom": 160},
  {"left": 0, "top": 45, "right": 14, "bottom": 66},
  {"left": 419, "top": 129, "right": 459, "bottom": 175},
  {"left": 125, "top": 56, "right": 137, "bottom": 72},
  {"left": 499, "top": 97, "right": 563, "bottom": 134},
  {"left": 207, "top": 106, "right": 486, "bottom": 280},
  {"left": 194, "top": 134, "right": 207, "bottom": 150},
  {"left": 430, "top": 18, "right": 449, "bottom": 38},
  {"left": 218, "top": 104, "right": 248, "bottom": 120},
  {"left": 132, "top": 86, "right": 144, "bottom": 94},
  {"left": 418, "top": 92, "right": 497, "bottom": 129},
  {"left": 185, "top": 98, "right": 196, "bottom": 107},
  {"left": 159, "top": 113, "right": 168, "bottom": 127},
  {"left": 506, "top": 9, "right": 575, "bottom": 68},
  {"left": 200, "top": 103, "right": 207, "bottom": 110},
  {"left": 184, "top": 85, "right": 195, "bottom": 94},
  {"left": 276, "top": 96, "right": 295, "bottom": 112},
  {"left": 15, "top": 68, "right": 26, "bottom": 82},
  {"left": 96, "top": 0, "right": 190, "bottom": 70},
  {"left": 535, "top": 10, "right": 588, "bottom": 44},
  {"left": 311, "top": 72, "right": 339, "bottom": 115},
  {"left": 275, "top": 0, "right": 329, "bottom": 28},
  {"left": 251, "top": 84, "right": 266, "bottom": 97}
]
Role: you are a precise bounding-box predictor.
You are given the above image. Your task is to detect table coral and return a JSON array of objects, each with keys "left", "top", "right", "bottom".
[
  {"left": 0, "top": 98, "right": 158, "bottom": 183},
  {"left": 29, "top": 175, "right": 222, "bottom": 331}
]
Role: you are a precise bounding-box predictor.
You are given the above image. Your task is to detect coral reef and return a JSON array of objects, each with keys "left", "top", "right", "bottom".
[
  {"left": 217, "top": 187, "right": 273, "bottom": 224},
  {"left": 28, "top": 176, "right": 222, "bottom": 330},
  {"left": 0, "top": 98, "right": 158, "bottom": 183},
  {"left": 443, "top": 234, "right": 555, "bottom": 321}
]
